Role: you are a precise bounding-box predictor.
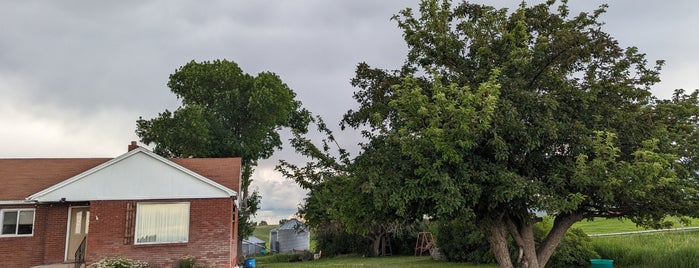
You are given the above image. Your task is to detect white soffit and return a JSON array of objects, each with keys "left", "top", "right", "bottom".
[{"left": 27, "top": 148, "right": 236, "bottom": 202}]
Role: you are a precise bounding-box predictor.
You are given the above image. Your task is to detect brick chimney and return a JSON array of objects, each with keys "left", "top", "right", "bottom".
[{"left": 128, "top": 141, "right": 139, "bottom": 151}]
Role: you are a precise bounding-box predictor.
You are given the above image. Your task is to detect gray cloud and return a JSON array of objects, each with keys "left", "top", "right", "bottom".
[{"left": 1, "top": 0, "right": 697, "bottom": 221}]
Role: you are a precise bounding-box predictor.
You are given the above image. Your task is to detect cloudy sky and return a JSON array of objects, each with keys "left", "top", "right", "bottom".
[{"left": 2, "top": 1, "right": 698, "bottom": 224}]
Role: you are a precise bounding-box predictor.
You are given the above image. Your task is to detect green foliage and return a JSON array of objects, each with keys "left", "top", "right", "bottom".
[
  {"left": 259, "top": 221, "right": 268, "bottom": 226},
  {"left": 136, "top": 59, "right": 311, "bottom": 241},
  {"left": 337, "top": 0, "right": 699, "bottom": 267},
  {"left": 436, "top": 218, "right": 495, "bottom": 264},
  {"left": 279, "top": 0, "right": 699, "bottom": 266},
  {"left": 313, "top": 225, "right": 372, "bottom": 257},
  {"left": 177, "top": 255, "right": 196, "bottom": 268},
  {"left": 279, "top": 116, "right": 417, "bottom": 257},
  {"left": 256, "top": 252, "right": 307, "bottom": 263},
  {"left": 89, "top": 257, "right": 150, "bottom": 268}
]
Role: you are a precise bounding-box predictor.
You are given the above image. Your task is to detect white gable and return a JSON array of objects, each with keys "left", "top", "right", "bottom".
[{"left": 27, "top": 148, "right": 236, "bottom": 202}]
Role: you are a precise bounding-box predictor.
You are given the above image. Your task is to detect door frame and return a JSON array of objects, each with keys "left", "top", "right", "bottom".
[{"left": 64, "top": 206, "right": 89, "bottom": 262}]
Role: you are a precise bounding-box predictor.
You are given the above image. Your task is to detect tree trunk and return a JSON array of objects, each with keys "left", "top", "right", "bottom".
[
  {"left": 518, "top": 223, "right": 539, "bottom": 268},
  {"left": 371, "top": 231, "right": 384, "bottom": 257},
  {"left": 488, "top": 219, "right": 514, "bottom": 268},
  {"left": 504, "top": 216, "right": 539, "bottom": 268},
  {"left": 488, "top": 212, "right": 584, "bottom": 268},
  {"left": 536, "top": 212, "right": 583, "bottom": 267}
]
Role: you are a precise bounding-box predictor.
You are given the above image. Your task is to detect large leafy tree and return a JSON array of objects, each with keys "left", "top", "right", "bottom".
[
  {"left": 136, "top": 59, "right": 310, "bottom": 242},
  {"left": 341, "top": 1, "right": 699, "bottom": 267}
]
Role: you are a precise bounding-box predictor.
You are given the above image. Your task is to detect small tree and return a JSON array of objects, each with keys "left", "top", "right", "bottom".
[{"left": 279, "top": 117, "right": 416, "bottom": 257}]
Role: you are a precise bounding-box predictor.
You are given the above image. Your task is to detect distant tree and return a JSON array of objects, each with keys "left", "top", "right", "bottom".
[
  {"left": 136, "top": 59, "right": 310, "bottom": 245},
  {"left": 279, "top": 219, "right": 289, "bottom": 225},
  {"left": 259, "top": 220, "right": 268, "bottom": 226},
  {"left": 338, "top": 1, "right": 699, "bottom": 267}
]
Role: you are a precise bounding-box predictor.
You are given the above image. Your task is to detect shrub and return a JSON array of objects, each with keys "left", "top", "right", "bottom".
[
  {"left": 255, "top": 253, "right": 303, "bottom": 263},
  {"left": 89, "top": 257, "right": 150, "bottom": 268},
  {"left": 178, "top": 255, "right": 196, "bottom": 268},
  {"left": 313, "top": 225, "right": 372, "bottom": 257},
  {"left": 436, "top": 217, "right": 495, "bottom": 263}
]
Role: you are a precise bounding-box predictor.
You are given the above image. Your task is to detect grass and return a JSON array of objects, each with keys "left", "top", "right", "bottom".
[
  {"left": 591, "top": 230, "right": 699, "bottom": 268},
  {"left": 252, "top": 224, "right": 277, "bottom": 245},
  {"left": 250, "top": 217, "right": 699, "bottom": 267},
  {"left": 572, "top": 216, "right": 699, "bottom": 234},
  {"left": 256, "top": 255, "right": 496, "bottom": 268}
]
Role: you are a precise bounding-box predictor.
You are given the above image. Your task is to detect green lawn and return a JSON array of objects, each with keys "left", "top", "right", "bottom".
[
  {"left": 256, "top": 255, "right": 495, "bottom": 268},
  {"left": 591, "top": 230, "right": 699, "bottom": 267},
  {"left": 572, "top": 217, "right": 699, "bottom": 235}
]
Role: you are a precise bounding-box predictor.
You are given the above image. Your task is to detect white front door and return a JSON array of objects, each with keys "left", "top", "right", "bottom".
[{"left": 66, "top": 206, "right": 89, "bottom": 261}]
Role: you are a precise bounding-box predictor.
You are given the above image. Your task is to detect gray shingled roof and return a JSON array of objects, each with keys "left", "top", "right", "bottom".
[{"left": 271, "top": 218, "right": 307, "bottom": 231}]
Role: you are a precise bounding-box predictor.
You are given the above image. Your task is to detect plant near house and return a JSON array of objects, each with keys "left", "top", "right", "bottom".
[
  {"left": 178, "top": 255, "right": 196, "bottom": 268},
  {"left": 89, "top": 257, "right": 150, "bottom": 268}
]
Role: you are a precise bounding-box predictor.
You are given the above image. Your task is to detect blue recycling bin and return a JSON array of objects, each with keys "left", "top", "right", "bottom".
[
  {"left": 590, "top": 258, "right": 613, "bottom": 268},
  {"left": 244, "top": 258, "right": 256, "bottom": 268}
]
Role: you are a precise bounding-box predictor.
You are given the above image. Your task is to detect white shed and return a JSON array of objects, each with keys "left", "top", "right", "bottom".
[
  {"left": 269, "top": 219, "right": 310, "bottom": 253},
  {"left": 242, "top": 236, "right": 266, "bottom": 255}
]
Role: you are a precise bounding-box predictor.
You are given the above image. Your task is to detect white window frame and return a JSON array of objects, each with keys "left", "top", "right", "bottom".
[
  {"left": 0, "top": 208, "right": 35, "bottom": 237},
  {"left": 134, "top": 202, "right": 190, "bottom": 245}
]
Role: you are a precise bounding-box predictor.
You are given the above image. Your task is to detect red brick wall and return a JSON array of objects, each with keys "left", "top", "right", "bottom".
[
  {"left": 0, "top": 203, "right": 72, "bottom": 268},
  {"left": 0, "top": 204, "right": 43, "bottom": 268},
  {"left": 43, "top": 204, "right": 73, "bottom": 263},
  {"left": 87, "top": 198, "right": 234, "bottom": 268}
]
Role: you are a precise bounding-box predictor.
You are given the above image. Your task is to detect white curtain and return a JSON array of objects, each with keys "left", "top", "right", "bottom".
[{"left": 135, "top": 203, "right": 189, "bottom": 244}]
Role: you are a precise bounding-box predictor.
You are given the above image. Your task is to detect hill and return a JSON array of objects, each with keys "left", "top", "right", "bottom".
[{"left": 252, "top": 224, "right": 278, "bottom": 246}]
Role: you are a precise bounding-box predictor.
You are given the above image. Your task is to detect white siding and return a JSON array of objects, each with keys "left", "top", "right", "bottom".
[{"left": 28, "top": 149, "right": 235, "bottom": 202}]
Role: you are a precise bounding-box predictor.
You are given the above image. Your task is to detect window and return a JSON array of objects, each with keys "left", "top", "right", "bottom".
[
  {"left": 1, "top": 209, "right": 35, "bottom": 236},
  {"left": 135, "top": 203, "right": 189, "bottom": 244}
]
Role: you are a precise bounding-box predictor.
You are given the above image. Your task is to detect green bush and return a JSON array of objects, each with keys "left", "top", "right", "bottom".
[
  {"left": 177, "top": 255, "right": 196, "bottom": 268},
  {"left": 534, "top": 220, "right": 599, "bottom": 268},
  {"left": 436, "top": 217, "right": 495, "bottom": 263},
  {"left": 313, "top": 226, "right": 372, "bottom": 257},
  {"left": 255, "top": 253, "right": 303, "bottom": 263},
  {"left": 89, "top": 257, "right": 150, "bottom": 268}
]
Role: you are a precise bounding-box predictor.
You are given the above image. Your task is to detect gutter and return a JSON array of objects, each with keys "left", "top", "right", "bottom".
[{"left": 0, "top": 200, "right": 35, "bottom": 205}]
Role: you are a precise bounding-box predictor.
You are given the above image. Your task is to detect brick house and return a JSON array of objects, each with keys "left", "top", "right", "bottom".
[{"left": 0, "top": 142, "right": 242, "bottom": 268}]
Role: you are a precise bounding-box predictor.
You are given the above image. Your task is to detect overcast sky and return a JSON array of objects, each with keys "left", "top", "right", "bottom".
[{"left": 2, "top": 1, "right": 698, "bottom": 224}]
